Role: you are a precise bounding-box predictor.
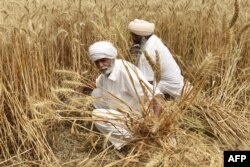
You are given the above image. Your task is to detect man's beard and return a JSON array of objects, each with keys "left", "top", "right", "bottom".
[
  {"left": 134, "top": 36, "right": 147, "bottom": 46},
  {"left": 100, "top": 62, "right": 114, "bottom": 76}
]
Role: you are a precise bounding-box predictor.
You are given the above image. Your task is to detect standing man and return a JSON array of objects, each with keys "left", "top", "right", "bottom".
[
  {"left": 128, "top": 19, "right": 189, "bottom": 99},
  {"left": 88, "top": 41, "right": 163, "bottom": 150}
]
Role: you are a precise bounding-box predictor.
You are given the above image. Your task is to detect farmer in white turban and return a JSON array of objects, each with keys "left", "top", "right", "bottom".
[
  {"left": 89, "top": 41, "right": 163, "bottom": 150},
  {"left": 128, "top": 19, "right": 192, "bottom": 99}
]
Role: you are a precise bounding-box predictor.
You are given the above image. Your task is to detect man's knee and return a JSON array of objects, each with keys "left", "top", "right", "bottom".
[
  {"left": 91, "top": 88, "right": 102, "bottom": 97},
  {"left": 92, "top": 109, "right": 106, "bottom": 118}
]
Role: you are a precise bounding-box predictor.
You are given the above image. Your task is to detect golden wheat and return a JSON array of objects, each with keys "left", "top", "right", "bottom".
[
  {"left": 0, "top": 0, "right": 249, "bottom": 166},
  {"left": 145, "top": 151, "right": 165, "bottom": 167},
  {"left": 229, "top": 0, "right": 239, "bottom": 29},
  {"left": 143, "top": 50, "right": 161, "bottom": 83}
]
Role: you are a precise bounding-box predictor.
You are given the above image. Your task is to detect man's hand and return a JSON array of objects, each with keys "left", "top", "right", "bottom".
[
  {"left": 152, "top": 94, "right": 164, "bottom": 118},
  {"left": 76, "top": 84, "right": 96, "bottom": 95},
  {"left": 130, "top": 44, "right": 142, "bottom": 56}
]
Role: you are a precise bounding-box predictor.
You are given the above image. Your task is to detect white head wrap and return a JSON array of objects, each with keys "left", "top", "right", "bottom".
[
  {"left": 128, "top": 19, "right": 155, "bottom": 36},
  {"left": 88, "top": 41, "right": 117, "bottom": 62}
]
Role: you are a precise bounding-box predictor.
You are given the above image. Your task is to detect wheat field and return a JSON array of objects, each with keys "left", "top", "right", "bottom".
[{"left": 0, "top": 0, "right": 250, "bottom": 166}]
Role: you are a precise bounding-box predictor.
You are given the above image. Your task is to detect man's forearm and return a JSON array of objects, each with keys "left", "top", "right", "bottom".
[
  {"left": 76, "top": 83, "right": 96, "bottom": 94},
  {"left": 152, "top": 94, "right": 164, "bottom": 117}
]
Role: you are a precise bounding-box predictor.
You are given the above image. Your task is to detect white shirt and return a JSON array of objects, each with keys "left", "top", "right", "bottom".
[
  {"left": 95, "top": 59, "right": 161, "bottom": 114},
  {"left": 138, "top": 35, "right": 184, "bottom": 97}
]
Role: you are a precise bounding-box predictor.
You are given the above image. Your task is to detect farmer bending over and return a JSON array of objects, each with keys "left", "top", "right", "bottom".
[
  {"left": 128, "top": 19, "right": 192, "bottom": 99},
  {"left": 89, "top": 41, "right": 163, "bottom": 150}
]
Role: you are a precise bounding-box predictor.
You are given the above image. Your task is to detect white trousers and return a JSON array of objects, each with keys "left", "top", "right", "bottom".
[{"left": 91, "top": 88, "right": 133, "bottom": 150}]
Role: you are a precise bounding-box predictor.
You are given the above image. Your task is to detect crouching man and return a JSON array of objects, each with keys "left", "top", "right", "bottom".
[{"left": 88, "top": 41, "right": 163, "bottom": 150}]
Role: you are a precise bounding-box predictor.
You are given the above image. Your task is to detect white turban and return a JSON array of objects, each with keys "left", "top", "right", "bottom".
[
  {"left": 128, "top": 19, "right": 155, "bottom": 36},
  {"left": 88, "top": 41, "right": 117, "bottom": 62}
]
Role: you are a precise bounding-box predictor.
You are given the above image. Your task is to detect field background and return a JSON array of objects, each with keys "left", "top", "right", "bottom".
[{"left": 0, "top": 0, "right": 249, "bottom": 166}]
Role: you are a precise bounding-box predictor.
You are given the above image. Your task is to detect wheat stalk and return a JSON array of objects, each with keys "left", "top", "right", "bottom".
[
  {"left": 236, "top": 23, "right": 250, "bottom": 44},
  {"left": 143, "top": 50, "right": 161, "bottom": 83},
  {"left": 145, "top": 151, "right": 165, "bottom": 167},
  {"left": 229, "top": 0, "right": 239, "bottom": 29}
]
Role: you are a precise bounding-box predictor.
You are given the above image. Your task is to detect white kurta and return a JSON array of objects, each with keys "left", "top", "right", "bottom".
[
  {"left": 91, "top": 59, "right": 161, "bottom": 149},
  {"left": 138, "top": 35, "right": 185, "bottom": 97}
]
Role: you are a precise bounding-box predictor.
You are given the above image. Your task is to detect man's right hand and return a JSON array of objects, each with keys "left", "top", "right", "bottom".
[
  {"left": 76, "top": 84, "right": 95, "bottom": 95},
  {"left": 130, "top": 44, "right": 142, "bottom": 56}
]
